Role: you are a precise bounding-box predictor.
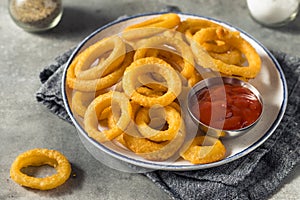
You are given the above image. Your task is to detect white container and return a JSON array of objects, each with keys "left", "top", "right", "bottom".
[{"left": 247, "top": 0, "right": 299, "bottom": 27}]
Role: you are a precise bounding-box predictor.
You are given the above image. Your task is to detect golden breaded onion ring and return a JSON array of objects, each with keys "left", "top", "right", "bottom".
[
  {"left": 136, "top": 106, "right": 181, "bottom": 142},
  {"left": 75, "top": 36, "right": 126, "bottom": 80},
  {"left": 67, "top": 51, "right": 133, "bottom": 92},
  {"left": 122, "top": 13, "right": 180, "bottom": 43},
  {"left": 134, "top": 35, "right": 195, "bottom": 79},
  {"left": 71, "top": 90, "right": 113, "bottom": 120},
  {"left": 122, "top": 119, "right": 186, "bottom": 161},
  {"left": 177, "top": 18, "right": 220, "bottom": 32},
  {"left": 122, "top": 57, "right": 182, "bottom": 107},
  {"left": 71, "top": 91, "right": 95, "bottom": 117},
  {"left": 84, "top": 91, "right": 132, "bottom": 142},
  {"left": 180, "top": 136, "right": 226, "bottom": 164},
  {"left": 71, "top": 90, "right": 108, "bottom": 118},
  {"left": 192, "top": 27, "right": 261, "bottom": 78},
  {"left": 154, "top": 49, "right": 203, "bottom": 86},
  {"left": 124, "top": 13, "right": 180, "bottom": 31},
  {"left": 107, "top": 101, "right": 186, "bottom": 161},
  {"left": 177, "top": 18, "right": 222, "bottom": 44},
  {"left": 10, "top": 148, "right": 71, "bottom": 190}
]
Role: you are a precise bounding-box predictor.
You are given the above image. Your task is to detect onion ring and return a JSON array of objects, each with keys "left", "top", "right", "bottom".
[
  {"left": 122, "top": 13, "right": 180, "bottom": 42},
  {"left": 74, "top": 36, "right": 126, "bottom": 80},
  {"left": 71, "top": 91, "right": 96, "bottom": 117},
  {"left": 135, "top": 106, "right": 181, "bottom": 142},
  {"left": 10, "top": 148, "right": 71, "bottom": 190},
  {"left": 156, "top": 49, "right": 196, "bottom": 86},
  {"left": 71, "top": 90, "right": 109, "bottom": 118},
  {"left": 133, "top": 35, "right": 195, "bottom": 79},
  {"left": 177, "top": 18, "right": 221, "bottom": 43},
  {"left": 192, "top": 27, "right": 261, "bottom": 78},
  {"left": 122, "top": 120, "right": 186, "bottom": 161},
  {"left": 106, "top": 99, "right": 186, "bottom": 161},
  {"left": 135, "top": 48, "right": 195, "bottom": 87},
  {"left": 180, "top": 136, "right": 226, "bottom": 164},
  {"left": 84, "top": 91, "right": 132, "bottom": 142},
  {"left": 122, "top": 57, "right": 182, "bottom": 107},
  {"left": 124, "top": 13, "right": 180, "bottom": 31},
  {"left": 67, "top": 51, "right": 133, "bottom": 92}
]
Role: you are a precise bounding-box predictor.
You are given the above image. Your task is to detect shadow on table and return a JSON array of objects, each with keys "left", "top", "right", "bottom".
[
  {"left": 39, "top": 3, "right": 181, "bottom": 38},
  {"left": 273, "top": 14, "right": 300, "bottom": 34},
  {"left": 22, "top": 163, "right": 85, "bottom": 197},
  {"left": 46, "top": 6, "right": 114, "bottom": 38}
]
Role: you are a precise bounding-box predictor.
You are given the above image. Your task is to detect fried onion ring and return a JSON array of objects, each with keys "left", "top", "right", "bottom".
[
  {"left": 134, "top": 48, "right": 195, "bottom": 87},
  {"left": 122, "top": 13, "right": 180, "bottom": 42},
  {"left": 10, "top": 148, "right": 71, "bottom": 190},
  {"left": 67, "top": 51, "right": 133, "bottom": 92},
  {"left": 135, "top": 106, "right": 181, "bottom": 142},
  {"left": 124, "top": 13, "right": 180, "bottom": 30},
  {"left": 84, "top": 91, "right": 132, "bottom": 142},
  {"left": 74, "top": 36, "right": 125, "bottom": 80},
  {"left": 71, "top": 91, "right": 96, "bottom": 117},
  {"left": 133, "top": 35, "right": 195, "bottom": 79},
  {"left": 180, "top": 136, "right": 226, "bottom": 164},
  {"left": 105, "top": 98, "right": 186, "bottom": 161},
  {"left": 122, "top": 57, "right": 182, "bottom": 107},
  {"left": 192, "top": 27, "right": 261, "bottom": 78},
  {"left": 71, "top": 90, "right": 109, "bottom": 118},
  {"left": 122, "top": 121, "right": 185, "bottom": 161},
  {"left": 177, "top": 18, "right": 222, "bottom": 44}
]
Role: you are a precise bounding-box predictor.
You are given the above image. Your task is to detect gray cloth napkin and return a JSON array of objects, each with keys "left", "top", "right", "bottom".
[{"left": 36, "top": 50, "right": 300, "bottom": 200}]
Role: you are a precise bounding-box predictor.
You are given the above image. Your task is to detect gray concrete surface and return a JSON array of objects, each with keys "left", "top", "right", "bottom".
[{"left": 1, "top": 0, "right": 299, "bottom": 199}]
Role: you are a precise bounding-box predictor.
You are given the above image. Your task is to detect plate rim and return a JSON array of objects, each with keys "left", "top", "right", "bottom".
[{"left": 61, "top": 12, "right": 288, "bottom": 171}]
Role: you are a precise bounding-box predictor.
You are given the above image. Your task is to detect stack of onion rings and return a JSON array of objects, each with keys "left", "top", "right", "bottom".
[
  {"left": 110, "top": 103, "right": 186, "bottom": 161},
  {"left": 66, "top": 13, "right": 262, "bottom": 164}
]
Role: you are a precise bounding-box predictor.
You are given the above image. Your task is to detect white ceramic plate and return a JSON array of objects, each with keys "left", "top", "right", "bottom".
[{"left": 62, "top": 12, "right": 287, "bottom": 172}]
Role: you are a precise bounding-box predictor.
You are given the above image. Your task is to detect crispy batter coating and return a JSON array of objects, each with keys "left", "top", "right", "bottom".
[{"left": 10, "top": 148, "right": 71, "bottom": 190}]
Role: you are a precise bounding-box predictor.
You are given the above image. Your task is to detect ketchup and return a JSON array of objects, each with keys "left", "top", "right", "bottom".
[{"left": 191, "top": 83, "right": 262, "bottom": 130}]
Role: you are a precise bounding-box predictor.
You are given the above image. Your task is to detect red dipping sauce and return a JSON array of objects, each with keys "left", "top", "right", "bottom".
[{"left": 191, "top": 83, "right": 262, "bottom": 130}]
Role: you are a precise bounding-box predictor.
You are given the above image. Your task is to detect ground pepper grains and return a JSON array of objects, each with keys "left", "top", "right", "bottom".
[{"left": 9, "top": 0, "right": 63, "bottom": 32}]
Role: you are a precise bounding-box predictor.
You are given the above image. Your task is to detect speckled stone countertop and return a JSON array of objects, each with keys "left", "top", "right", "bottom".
[{"left": 1, "top": 0, "right": 299, "bottom": 199}]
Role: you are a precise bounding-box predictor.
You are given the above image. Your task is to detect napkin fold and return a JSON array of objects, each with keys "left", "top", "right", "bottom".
[{"left": 36, "top": 49, "right": 300, "bottom": 200}]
